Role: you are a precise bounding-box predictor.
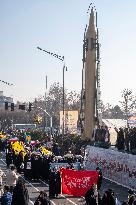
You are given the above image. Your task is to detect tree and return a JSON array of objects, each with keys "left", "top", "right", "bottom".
[
  {"left": 0, "top": 82, "right": 80, "bottom": 131},
  {"left": 101, "top": 101, "right": 124, "bottom": 119},
  {"left": 120, "top": 89, "right": 135, "bottom": 120},
  {"left": 66, "top": 91, "right": 80, "bottom": 110},
  {"left": 34, "top": 82, "right": 80, "bottom": 128},
  {"left": 110, "top": 105, "right": 124, "bottom": 119},
  {"left": 46, "top": 82, "right": 80, "bottom": 127}
]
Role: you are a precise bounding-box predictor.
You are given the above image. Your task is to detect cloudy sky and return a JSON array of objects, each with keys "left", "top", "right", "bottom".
[{"left": 1, "top": 0, "right": 136, "bottom": 105}]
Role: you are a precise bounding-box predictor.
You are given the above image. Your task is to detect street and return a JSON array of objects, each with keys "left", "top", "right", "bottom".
[{"left": 0, "top": 152, "right": 129, "bottom": 205}]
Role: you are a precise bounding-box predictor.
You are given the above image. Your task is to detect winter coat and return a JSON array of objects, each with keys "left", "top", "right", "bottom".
[
  {"left": 0, "top": 192, "right": 12, "bottom": 205},
  {"left": 11, "top": 185, "right": 29, "bottom": 205},
  {"left": 34, "top": 196, "right": 51, "bottom": 205},
  {"left": 85, "top": 188, "right": 98, "bottom": 205}
]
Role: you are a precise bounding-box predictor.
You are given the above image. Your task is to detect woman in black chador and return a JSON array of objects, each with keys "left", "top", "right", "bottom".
[
  {"left": 16, "top": 151, "right": 24, "bottom": 172},
  {"left": 85, "top": 184, "right": 99, "bottom": 205},
  {"left": 11, "top": 179, "right": 29, "bottom": 205},
  {"left": 54, "top": 169, "right": 61, "bottom": 197},
  {"left": 49, "top": 169, "right": 56, "bottom": 198},
  {"left": 115, "top": 128, "right": 125, "bottom": 150}
]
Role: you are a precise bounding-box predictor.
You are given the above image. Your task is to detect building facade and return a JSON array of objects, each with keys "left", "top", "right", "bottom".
[{"left": 0, "top": 91, "right": 13, "bottom": 109}]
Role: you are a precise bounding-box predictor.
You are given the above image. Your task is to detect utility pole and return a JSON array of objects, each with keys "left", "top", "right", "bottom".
[
  {"left": 37, "top": 47, "right": 67, "bottom": 140},
  {"left": 62, "top": 64, "right": 65, "bottom": 139},
  {"left": 38, "top": 106, "right": 53, "bottom": 141},
  {"left": 44, "top": 75, "right": 48, "bottom": 132}
]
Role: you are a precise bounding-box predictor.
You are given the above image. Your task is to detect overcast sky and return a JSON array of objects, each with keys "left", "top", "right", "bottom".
[{"left": 1, "top": 0, "right": 136, "bottom": 105}]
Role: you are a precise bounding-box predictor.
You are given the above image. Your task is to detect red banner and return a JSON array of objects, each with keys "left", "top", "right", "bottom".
[{"left": 61, "top": 169, "right": 98, "bottom": 197}]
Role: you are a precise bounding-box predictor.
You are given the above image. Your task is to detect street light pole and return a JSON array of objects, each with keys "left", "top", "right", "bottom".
[
  {"left": 38, "top": 106, "right": 53, "bottom": 141},
  {"left": 44, "top": 75, "right": 48, "bottom": 132},
  {"left": 62, "top": 63, "right": 65, "bottom": 139},
  {"left": 37, "top": 47, "right": 67, "bottom": 140},
  {"left": 62, "top": 63, "right": 68, "bottom": 139}
]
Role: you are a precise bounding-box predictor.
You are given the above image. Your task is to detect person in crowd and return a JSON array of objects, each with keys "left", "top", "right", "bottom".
[
  {"left": 68, "top": 161, "right": 74, "bottom": 169},
  {"left": 34, "top": 191, "right": 51, "bottom": 205},
  {"left": 101, "top": 189, "right": 116, "bottom": 205},
  {"left": 105, "top": 126, "right": 110, "bottom": 142},
  {"left": 128, "top": 189, "right": 135, "bottom": 205},
  {"left": 115, "top": 128, "right": 125, "bottom": 150},
  {"left": 24, "top": 152, "right": 32, "bottom": 180},
  {"left": 96, "top": 167, "right": 103, "bottom": 190},
  {"left": 0, "top": 184, "right": 4, "bottom": 197},
  {"left": 122, "top": 202, "right": 128, "bottom": 205},
  {"left": 76, "top": 159, "right": 81, "bottom": 170},
  {"left": 100, "top": 126, "right": 107, "bottom": 142},
  {"left": 54, "top": 168, "right": 61, "bottom": 198},
  {"left": 49, "top": 166, "right": 61, "bottom": 198},
  {"left": 94, "top": 125, "right": 101, "bottom": 142},
  {"left": 133, "top": 199, "right": 136, "bottom": 205},
  {"left": 85, "top": 184, "right": 99, "bottom": 205},
  {"left": 6, "top": 150, "right": 12, "bottom": 168},
  {"left": 41, "top": 156, "right": 50, "bottom": 181},
  {"left": 101, "top": 190, "right": 109, "bottom": 205},
  {"left": 6, "top": 165, "right": 19, "bottom": 193},
  {"left": 15, "top": 150, "right": 24, "bottom": 173},
  {"left": 11, "top": 179, "right": 29, "bottom": 205},
  {"left": 129, "top": 128, "right": 136, "bottom": 153},
  {"left": 0, "top": 167, "right": 6, "bottom": 185},
  {"left": 0, "top": 185, "right": 12, "bottom": 205},
  {"left": 31, "top": 153, "right": 41, "bottom": 181},
  {"left": 11, "top": 149, "right": 17, "bottom": 166},
  {"left": 124, "top": 128, "right": 129, "bottom": 152}
]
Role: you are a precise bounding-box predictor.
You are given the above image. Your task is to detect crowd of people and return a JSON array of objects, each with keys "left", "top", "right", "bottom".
[
  {"left": 92, "top": 125, "right": 136, "bottom": 155},
  {"left": 92, "top": 126, "right": 110, "bottom": 143},
  {"left": 115, "top": 127, "right": 136, "bottom": 153},
  {"left": 0, "top": 164, "right": 51, "bottom": 205},
  {"left": 0, "top": 128, "right": 135, "bottom": 205},
  {"left": 85, "top": 183, "right": 136, "bottom": 205}
]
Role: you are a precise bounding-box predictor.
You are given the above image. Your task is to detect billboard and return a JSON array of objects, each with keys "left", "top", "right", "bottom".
[
  {"left": 128, "top": 116, "right": 136, "bottom": 127},
  {"left": 60, "top": 110, "right": 78, "bottom": 134}
]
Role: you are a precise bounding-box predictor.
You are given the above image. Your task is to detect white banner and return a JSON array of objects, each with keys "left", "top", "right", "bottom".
[
  {"left": 84, "top": 146, "right": 136, "bottom": 190},
  {"left": 50, "top": 163, "right": 78, "bottom": 170}
]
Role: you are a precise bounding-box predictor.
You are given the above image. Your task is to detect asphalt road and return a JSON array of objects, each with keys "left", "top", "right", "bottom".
[{"left": 0, "top": 152, "right": 129, "bottom": 205}]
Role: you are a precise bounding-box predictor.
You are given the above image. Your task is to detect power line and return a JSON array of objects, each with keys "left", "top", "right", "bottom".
[
  {"left": 37, "top": 47, "right": 64, "bottom": 62},
  {"left": 0, "top": 79, "right": 14, "bottom": 86}
]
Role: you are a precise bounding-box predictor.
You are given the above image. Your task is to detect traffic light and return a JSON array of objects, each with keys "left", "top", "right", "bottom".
[
  {"left": 11, "top": 103, "right": 14, "bottom": 111},
  {"left": 5, "top": 102, "right": 8, "bottom": 110},
  {"left": 19, "top": 104, "right": 25, "bottom": 110},
  {"left": 28, "top": 102, "right": 32, "bottom": 112}
]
